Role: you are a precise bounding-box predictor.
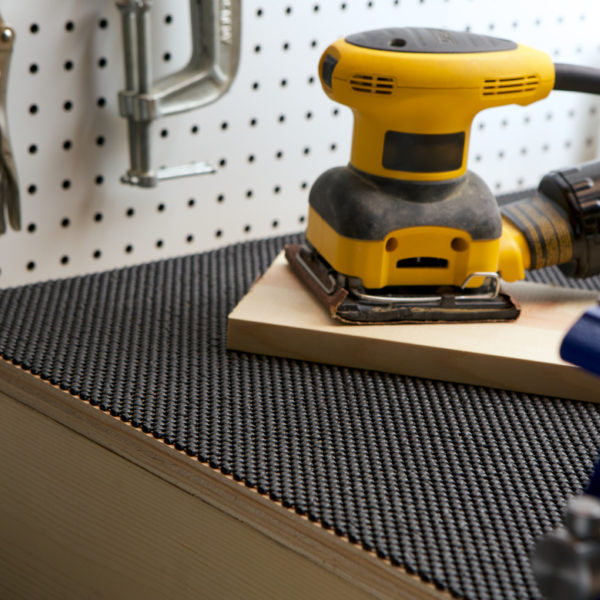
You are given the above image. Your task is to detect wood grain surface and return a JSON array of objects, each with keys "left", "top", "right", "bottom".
[{"left": 227, "top": 252, "right": 600, "bottom": 403}]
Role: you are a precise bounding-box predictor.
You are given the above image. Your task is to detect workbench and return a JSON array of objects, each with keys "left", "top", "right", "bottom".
[{"left": 1, "top": 234, "right": 599, "bottom": 599}]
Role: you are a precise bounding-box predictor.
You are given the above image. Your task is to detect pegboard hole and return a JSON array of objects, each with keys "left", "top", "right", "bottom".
[
  {"left": 186, "top": 234, "right": 194, "bottom": 243},
  {"left": 29, "top": 63, "right": 39, "bottom": 74},
  {"left": 29, "top": 104, "right": 38, "bottom": 115},
  {"left": 60, "top": 256, "right": 69, "bottom": 265},
  {"left": 219, "top": 158, "right": 227, "bottom": 167},
  {"left": 217, "top": 194, "right": 225, "bottom": 203},
  {"left": 98, "top": 57, "right": 108, "bottom": 68},
  {"left": 93, "top": 250, "right": 102, "bottom": 259},
  {"left": 272, "top": 220, "right": 279, "bottom": 228},
  {"left": 188, "top": 198, "right": 196, "bottom": 207},
  {"left": 215, "top": 229, "right": 223, "bottom": 237},
  {"left": 156, "top": 240, "right": 164, "bottom": 248},
  {"left": 96, "top": 136, "right": 105, "bottom": 146},
  {"left": 62, "top": 179, "right": 71, "bottom": 190},
  {"left": 276, "top": 151, "right": 283, "bottom": 159},
  {"left": 246, "top": 190, "right": 254, "bottom": 198},
  {"left": 63, "top": 101, "right": 73, "bottom": 111},
  {"left": 27, "top": 184, "right": 37, "bottom": 195},
  {"left": 299, "top": 215, "right": 306, "bottom": 223},
  {"left": 94, "top": 212, "right": 103, "bottom": 222},
  {"left": 244, "top": 225, "right": 252, "bottom": 233},
  {"left": 165, "top": 14, "right": 173, "bottom": 24},
  {"left": 99, "top": 18, "right": 109, "bottom": 29},
  {"left": 28, "top": 144, "right": 37, "bottom": 154},
  {"left": 274, "top": 185, "right": 281, "bottom": 194},
  {"left": 191, "top": 125, "right": 199, "bottom": 134},
  {"left": 97, "top": 97, "right": 106, "bottom": 108},
  {"left": 65, "top": 21, "right": 75, "bottom": 32},
  {"left": 95, "top": 175, "right": 104, "bottom": 185},
  {"left": 27, "top": 223, "right": 36, "bottom": 233},
  {"left": 163, "top": 52, "right": 171, "bottom": 62},
  {"left": 26, "top": 261, "right": 36, "bottom": 271},
  {"left": 63, "top": 139, "right": 72, "bottom": 150},
  {"left": 256, "top": 8, "right": 264, "bottom": 17},
  {"left": 125, "top": 245, "right": 134, "bottom": 253},
  {"left": 157, "top": 203, "right": 165, "bottom": 212},
  {"left": 61, "top": 218, "right": 70, "bottom": 228},
  {"left": 64, "top": 60, "right": 74, "bottom": 71},
  {"left": 247, "top": 154, "right": 255, "bottom": 163},
  {"left": 126, "top": 208, "right": 135, "bottom": 217},
  {"left": 160, "top": 128, "right": 169, "bottom": 138},
  {"left": 29, "top": 23, "right": 39, "bottom": 34}
]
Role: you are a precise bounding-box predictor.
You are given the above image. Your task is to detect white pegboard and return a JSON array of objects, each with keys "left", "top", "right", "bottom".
[{"left": 1, "top": 0, "right": 600, "bottom": 286}]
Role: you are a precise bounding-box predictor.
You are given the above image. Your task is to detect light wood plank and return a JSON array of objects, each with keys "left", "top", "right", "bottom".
[{"left": 227, "top": 252, "right": 600, "bottom": 402}]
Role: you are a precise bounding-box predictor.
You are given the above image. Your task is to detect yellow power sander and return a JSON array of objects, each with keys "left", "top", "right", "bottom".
[{"left": 285, "top": 27, "right": 600, "bottom": 323}]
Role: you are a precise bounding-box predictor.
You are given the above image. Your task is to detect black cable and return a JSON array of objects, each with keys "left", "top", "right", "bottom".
[{"left": 554, "top": 62, "right": 600, "bottom": 94}]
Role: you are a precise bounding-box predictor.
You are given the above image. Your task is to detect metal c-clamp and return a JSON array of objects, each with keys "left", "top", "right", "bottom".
[
  {"left": 0, "top": 13, "right": 20, "bottom": 232},
  {"left": 116, "top": 0, "right": 241, "bottom": 187}
]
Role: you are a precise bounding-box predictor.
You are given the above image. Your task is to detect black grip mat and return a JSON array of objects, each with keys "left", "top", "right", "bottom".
[{"left": 1, "top": 233, "right": 599, "bottom": 599}]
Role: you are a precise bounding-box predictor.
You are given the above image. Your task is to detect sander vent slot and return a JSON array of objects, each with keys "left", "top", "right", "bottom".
[
  {"left": 397, "top": 257, "right": 448, "bottom": 268},
  {"left": 482, "top": 74, "right": 540, "bottom": 96},
  {"left": 350, "top": 74, "right": 394, "bottom": 95}
]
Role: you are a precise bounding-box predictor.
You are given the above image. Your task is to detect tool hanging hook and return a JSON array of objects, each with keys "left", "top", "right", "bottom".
[
  {"left": 116, "top": 0, "right": 241, "bottom": 187},
  {"left": 0, "top": 14, "right": 20, "bottom": 232}
]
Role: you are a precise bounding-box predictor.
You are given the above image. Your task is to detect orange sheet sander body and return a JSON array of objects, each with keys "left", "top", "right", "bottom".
[{"left": 285, "top": 27, "right": 600, "bottom": 323}]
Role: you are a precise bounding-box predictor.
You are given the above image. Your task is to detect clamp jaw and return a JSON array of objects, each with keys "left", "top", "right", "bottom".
[{"left": 116, "top": 0, "right": 241, "bottom": 187}]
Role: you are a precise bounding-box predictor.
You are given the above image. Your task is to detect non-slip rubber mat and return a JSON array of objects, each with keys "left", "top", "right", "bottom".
[{"left": 0, "top": 233, "right": 599, "bottom": 599}]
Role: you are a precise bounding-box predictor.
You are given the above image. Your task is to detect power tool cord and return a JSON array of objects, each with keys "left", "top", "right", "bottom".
[{"left": 553, "top": 62, "right": 600, "bottom": 94}]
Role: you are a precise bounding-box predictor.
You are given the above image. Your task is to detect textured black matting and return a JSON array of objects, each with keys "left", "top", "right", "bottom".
[{"left": 1, "top": 234, "right": 600, "bottom": 599}]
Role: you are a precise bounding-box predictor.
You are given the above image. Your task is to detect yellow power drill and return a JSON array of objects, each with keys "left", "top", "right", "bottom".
[{"left": 285, "top": 27, "right": 600, "bottom": 323}]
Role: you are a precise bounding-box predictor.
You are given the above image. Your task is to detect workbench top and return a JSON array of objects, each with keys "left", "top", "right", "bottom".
[{"left": 1, "top": 234, "right": 599, "bottom": 600}]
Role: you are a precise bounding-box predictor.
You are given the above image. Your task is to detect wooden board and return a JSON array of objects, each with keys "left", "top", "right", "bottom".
[
  {"left": 0, "top": 358, "right": 444, "bottom": 600},
  {"left": 227, "top": 252, "right": 600, "bottom": 403}
]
